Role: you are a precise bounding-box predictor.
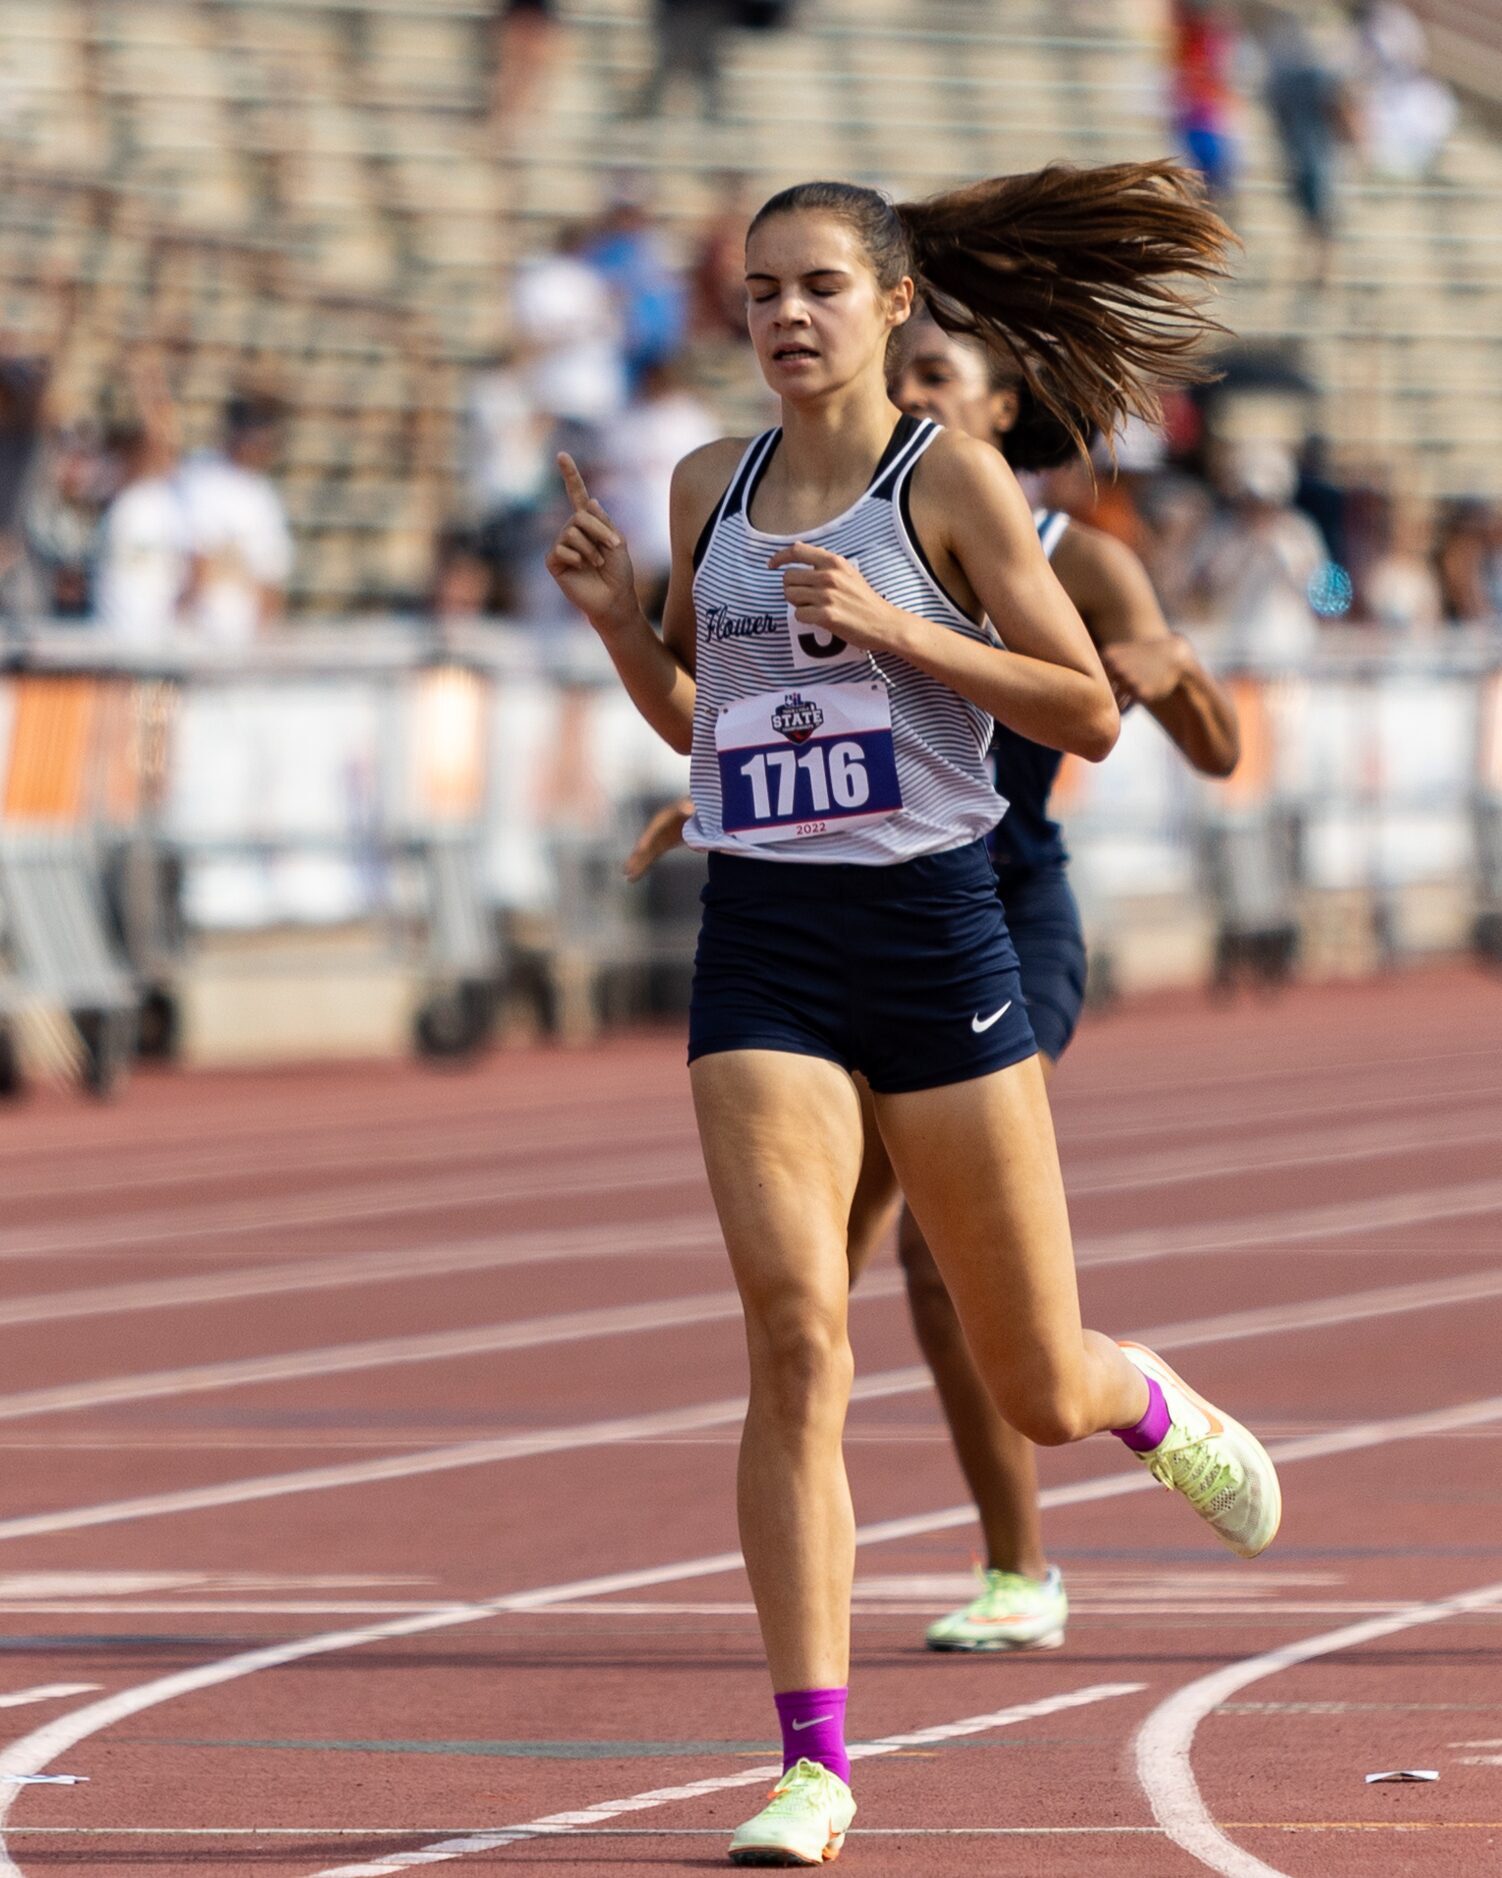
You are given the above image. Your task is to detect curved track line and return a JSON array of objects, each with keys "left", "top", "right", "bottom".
[
  {"left": 2, "top": 1394, "right": 1501, "bottom": 1877},
  {"left": 1134, "top": 1577, "right": 1502, "bottom": 1878}
]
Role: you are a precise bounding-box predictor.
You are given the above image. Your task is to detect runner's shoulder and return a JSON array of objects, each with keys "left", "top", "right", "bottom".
[{"left": 672, "top": 437, "right": 758, "bottom": 543}]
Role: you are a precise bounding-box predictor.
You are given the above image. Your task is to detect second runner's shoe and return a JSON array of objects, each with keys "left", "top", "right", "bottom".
[
  {"left": 925, "top": 1565, "right": 1068, "bottom": 1652},
  {"left": 728, "top": 1758, "right": 856, "bottom": 1866},
  {"left": 1118, "top": 1342, "right": 1282, "bottom": 1558}
]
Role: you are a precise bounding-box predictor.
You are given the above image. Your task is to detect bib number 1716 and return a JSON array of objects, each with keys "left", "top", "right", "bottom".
[{"left": 739, "top": 740, "right": 870, "bottom": 821}]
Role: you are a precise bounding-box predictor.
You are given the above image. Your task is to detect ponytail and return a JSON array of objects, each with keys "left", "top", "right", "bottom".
[{"left": 750, "top": 161, "right": 1234, "bottom": 461}]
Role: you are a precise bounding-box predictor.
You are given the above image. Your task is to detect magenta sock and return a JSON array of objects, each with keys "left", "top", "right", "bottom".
[
  {"left": 1113, "top": 1376, "right": 1172, "bottom": 1453},
  {"left": 773, "top": 1686, "right": 849, "bottom": 1784}
]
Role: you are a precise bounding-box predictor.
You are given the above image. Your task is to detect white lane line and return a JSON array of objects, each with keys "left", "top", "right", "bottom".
[
  {"left": 1068, "top": 1119, "right": 1502, "bottom": 1199},
  {"left": 1079, "top": 1176, "right": 1502, "bottom": 1270},
  {"left": 4, "top": 1150, "right": 1500, "bottom": 1367},
  {"left": 1, "top": 1390, "right": 1500, "bottom": 1878},
  {"left": 0, "top": 1365, "right": 930, "bottom": 1544},
  {"left": 0, "top": 1275, "right": 905, "bottom": 1426},
  {"left": 0, "top": 1690, "right": 98, "bottom": 1712},
  {"left": 0, "top": 1147, "right": 709, "bottom": 1265},
  {"left": 0, "top": 1114, "right": 702, "bottom": 1209},
  {"left": 308, "top": 1685, "right": 1146, "bottom": 1877},
  {"left": 1135, "top": 1578, "right": 1502, "bottom": 1878},
  {"left": 6, "top": 1259, "right": 1502, "bottom": 1437},
  {"left": 10, "top": 1095, "right": 1502, "bottom": 1271},
  {"left": 0, "top": 1261, "right": 1495, "bottom": 1538},
  {"left": 0, "top": 1215, "right": 721, "bottom": 1333}
]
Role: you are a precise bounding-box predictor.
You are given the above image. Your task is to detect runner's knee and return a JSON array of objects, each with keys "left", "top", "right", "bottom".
[
  {"left": 1001, "top": 1379, "right": 1094, "bottom": 1448},
  {"left": 744, "top": 1295, "right": 853, "bottom": 1425}
]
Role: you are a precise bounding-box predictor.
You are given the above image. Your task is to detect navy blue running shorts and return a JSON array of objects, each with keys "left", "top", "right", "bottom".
[
  {"left": 688, "top": 840, "right": 1038, "bottom": 1095},
  {"left": 993, "top": 861, "right": 1088, "bottom": 1064}
]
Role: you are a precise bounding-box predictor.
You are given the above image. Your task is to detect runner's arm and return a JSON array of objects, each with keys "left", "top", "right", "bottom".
[
  {"left": 545, "top": 453, "right": 700, "bottom": 755},
  {"left": 1053, "top": 524, "right": 1240, "bottom": 779},
  {"left": 774, "top": 433, "right": 1120, "bottom": 762}
]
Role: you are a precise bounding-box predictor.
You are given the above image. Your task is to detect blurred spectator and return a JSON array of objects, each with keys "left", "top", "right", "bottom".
[
  {"left": 1436, "top": 500, "right": 1502, "bottom": 623},
  {"left": 1294, "top": 433, "right": 1351, "bottom": 566},
  {"left": 1191, "top": 439, "right": 1327, "bottom": 657},
  {"left": 1360, "top": 492, "right": 1442, "bottom": 630},
  {"left": 489, "top": 0, "right": 561, "bottom": 146},
  {"left": 1169, "top": 0, "right": 1241, "bottom": 199},
  {"left": 463, "top": 351, "right": 554, "bottom": 613},
  {"left": 0, "top": 288, "right": 80, "bottom": 623},
  {"left": 1352, "top": 1, "right": 1456, "bottom": 180},
  {"left": 1263, "top": 21, "right": 1350, "bottom": 284},
  {"left": 595, "top": 360, "right": 717, "bottom": 617},
  {"left": 690, "top": 176, "right": 755, "bottom": 344},
  {"left": 177, "top": 396, "right": 294, "bottom": 647},
  {"left": 23, "top": 428, "right": 105, "bottom": 620},
  {"left": 633, "top": 0, "right": 738, "bottom": 121},
  {"left": 1138, "top": 470, "right": 1217, "bottom": 623},
  {"left": 93, "top": 362, "right": 192, "bottom": 649},
  {"left": 511, "top": 227, "right": 627, "bottom": 432},
  {"left": 583, "top": 190, "right": 688, "bottom": 386},
  {"left": 430, "top": 526, "right": 496, "bottom": 628}
]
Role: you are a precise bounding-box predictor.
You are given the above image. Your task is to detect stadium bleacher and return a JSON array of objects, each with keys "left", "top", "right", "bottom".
[{"left": 0, "top": 0, "right": 1498, "bottom": 612}]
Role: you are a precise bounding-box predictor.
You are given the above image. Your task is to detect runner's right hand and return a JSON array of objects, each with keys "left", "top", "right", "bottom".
[
  {"left": 544, "top": 453, "right": 637, "bottom": 632},
  {"left": 624, "top": 796, "right": 694, "bottom": 881}
]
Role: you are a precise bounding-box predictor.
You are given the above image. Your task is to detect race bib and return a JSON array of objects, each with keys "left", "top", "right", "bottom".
[{"left": 716, "top": 681, "right": 903, "bottom": 845}]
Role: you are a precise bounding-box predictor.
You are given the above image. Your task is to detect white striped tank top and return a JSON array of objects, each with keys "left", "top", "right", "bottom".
[{"left": 683, "top": 415, "right": 1006, "bottom": 865}]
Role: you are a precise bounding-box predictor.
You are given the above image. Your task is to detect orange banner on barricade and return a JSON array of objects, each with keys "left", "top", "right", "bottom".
[
  {"left": 2, "top": 677, "right": 100, "bottom": 826},
  {"left": 411, "top": 663, "right": 486, "bottom": 823},
  {"left": 1219, "top": 675, "right": 1276, "bottom": 810}
]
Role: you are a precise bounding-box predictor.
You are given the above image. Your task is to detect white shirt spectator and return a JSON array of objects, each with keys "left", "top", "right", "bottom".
[
  {"left": 94, "top": 476, "right": 193, "bottom": 648},
  {"left": 177, "top": 452, "right": 294, "bottom": 647},
  {"left": 596, "top": 383, "right": 717, "bottom": 581},
  {"left": 511, "top": 250, "right": 626, "bottom": 426},
  {"left": 463, "top": 365, "right": 552, "bottom": 521}
]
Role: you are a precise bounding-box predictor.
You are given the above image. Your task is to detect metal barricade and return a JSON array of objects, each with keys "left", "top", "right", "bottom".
[
  {"left": 0, "top": 669, "right": 142, "bottom": 1097},
  {"left": 3, "top": 626, "right": 1499, "bottom": 1078}
]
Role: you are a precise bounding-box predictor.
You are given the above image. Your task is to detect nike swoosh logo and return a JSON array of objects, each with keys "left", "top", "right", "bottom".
[
  {"left": 791, "top": 1715, "right": 833, "bottom": 1730},
  {"left": 971, "top": 1001, "right": 1012, "bottom": 1033}
]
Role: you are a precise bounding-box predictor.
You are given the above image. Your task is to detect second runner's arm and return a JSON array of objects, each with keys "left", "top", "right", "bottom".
[{"left": 1053, "top": 524, "right": 1240, "bottom": 779}]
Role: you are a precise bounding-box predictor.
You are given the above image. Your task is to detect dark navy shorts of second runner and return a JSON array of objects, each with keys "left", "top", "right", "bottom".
[
  {"left": 993, "top": 860, "right": 1088, "bottom": 1064},
  {"left": 688, "top": 839, "right": 1038, "bottom": 1095}
]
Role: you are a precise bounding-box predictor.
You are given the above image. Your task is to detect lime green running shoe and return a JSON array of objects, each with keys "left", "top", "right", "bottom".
[
  {"left": 925, "top": 1565, "right": 1068, "bottom": 1653},
  {"left": 1119, "top": 1342, "right": 1282, "bottom": 1559},
  {"left": 728, "top": 1757, "right": 856, "bottom": 1867}
]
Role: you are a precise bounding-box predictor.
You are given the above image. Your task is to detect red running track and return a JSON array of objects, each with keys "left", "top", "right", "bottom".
[{"left": 0, "top": 967, "right": 1500, "bottom": 1875}]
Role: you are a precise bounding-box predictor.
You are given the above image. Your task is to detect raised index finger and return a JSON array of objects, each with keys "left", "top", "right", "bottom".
[{"left": 558, "top": 452, "right": 591, "bottom": 511}]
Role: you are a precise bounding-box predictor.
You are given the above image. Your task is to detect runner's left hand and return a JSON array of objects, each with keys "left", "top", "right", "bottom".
[
  {"left": 769, "top": 542, "right": 904, "bottom": 651},
  {"left": 1100, "top": 636, "right": 1188, "bottom": 710}
]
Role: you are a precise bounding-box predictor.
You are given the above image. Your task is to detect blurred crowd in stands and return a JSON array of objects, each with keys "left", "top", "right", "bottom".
[
  {"left": 0, "top": 300, "right": 293, "bottom": 648},
  {"left": 1171, "top": 0, "right": 1457, "bottom": 283},
  {"left": 0, "top": 0, "right": 1497, "bottom": 656}
]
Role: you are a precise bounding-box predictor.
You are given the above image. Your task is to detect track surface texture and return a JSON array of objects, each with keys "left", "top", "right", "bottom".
[{"left": 0, "top": 965, "right": 1500, "bottom": 1876}]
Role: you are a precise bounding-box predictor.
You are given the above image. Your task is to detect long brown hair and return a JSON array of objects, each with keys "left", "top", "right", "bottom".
[{"left": 750, "top": 162, "right": 1234, "bottom": 460}]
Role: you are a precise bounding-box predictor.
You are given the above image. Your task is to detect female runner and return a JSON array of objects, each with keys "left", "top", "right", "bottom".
[
  {"left": 869, "top": 317, "right": 1244, "bottom": 1653},
  {"left": 627, "top": 314, "right": 1245, "bottom": 1660},
  {"left": 546, "top": 162, "right": 1279, "bottom": 1868}
]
